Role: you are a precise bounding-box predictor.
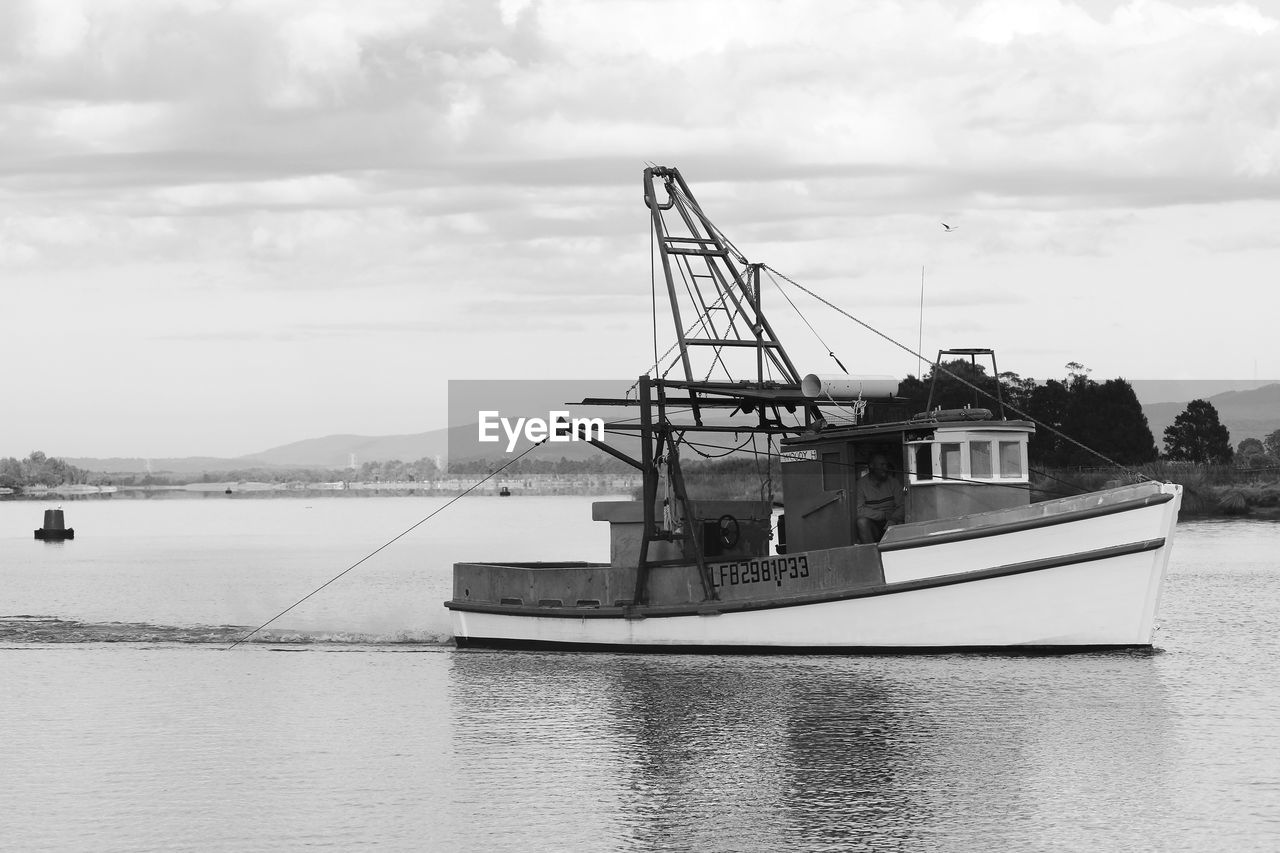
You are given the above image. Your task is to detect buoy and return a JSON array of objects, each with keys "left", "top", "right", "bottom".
[{"left": 35, "top": 508, "right": 75, "bottom": 541}]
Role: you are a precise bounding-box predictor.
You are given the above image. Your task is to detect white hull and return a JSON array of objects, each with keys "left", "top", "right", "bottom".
[
  {"left": 454, "top": 546, "right": 1168, "bottom": 649},
  {"left": 450, "top": 483, "right": 1181, "bottom": 651}
]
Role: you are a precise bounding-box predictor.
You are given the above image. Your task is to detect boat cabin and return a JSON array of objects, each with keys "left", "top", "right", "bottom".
[{"left": 778, "top": 412, "right": 1035, "bottom": 553}]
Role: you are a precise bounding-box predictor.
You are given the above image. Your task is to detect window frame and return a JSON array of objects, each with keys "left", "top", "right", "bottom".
[{"left": 907, "top": 429, "right": 1029, "bottom": 485}]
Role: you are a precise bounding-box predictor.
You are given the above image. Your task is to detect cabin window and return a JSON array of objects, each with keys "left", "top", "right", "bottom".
[
  {"left": 999, "top": 441, "right": 1023, "bottom": 478},
  {"left": 913, "top": 444, "right": 933, "bottom": 481},
  {"left": 969, "top": 441, "right": 993, "bottom": 479},
  {"left": 908, "top": 432, "right": 1029, "bottom": 485},
  {"left": 821, "top": 452, "right": 842, "bottom": 491},
  {"left": 939, "top": 443, "right": 961, "bottom": 481}
]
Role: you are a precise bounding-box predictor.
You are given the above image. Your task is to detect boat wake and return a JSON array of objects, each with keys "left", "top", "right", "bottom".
[{"left": 0, "top": 615, "right": 454, "bottom": 647}]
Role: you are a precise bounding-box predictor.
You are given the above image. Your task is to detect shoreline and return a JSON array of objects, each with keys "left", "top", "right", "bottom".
[{"left": 4, "top": 485, "right": 1278, "bottom": 521}]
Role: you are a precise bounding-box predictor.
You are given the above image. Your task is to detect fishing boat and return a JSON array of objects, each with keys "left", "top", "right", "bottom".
[{"left": 445, "top": 166, "right": 1181, "bottom": 652}]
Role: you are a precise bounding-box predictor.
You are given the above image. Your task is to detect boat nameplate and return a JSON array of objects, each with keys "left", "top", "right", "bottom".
[{"left": 707, "top": 554, "right": 810, "bottom": 592}]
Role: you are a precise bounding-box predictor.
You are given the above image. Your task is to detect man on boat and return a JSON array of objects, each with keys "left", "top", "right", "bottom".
[{"left": 856, "top": 453, "right": 904, "bottom": 543}]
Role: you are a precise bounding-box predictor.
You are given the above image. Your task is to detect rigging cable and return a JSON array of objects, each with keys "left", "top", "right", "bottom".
[
  {"left": 224, "top": 438, "right": 553, "bottom": 650},
  {"left": 680, "top": 432, "right": 757, "bottom": 459},
  {"left": 629, "top": 287, "right": 735, "bottom": 395},
  {"left": 762, "top": 264, "right": 1157, "bottom": 483},
  {"left": 763, "top": 267, "right": 848, "bottom": 374},
  {"left": 667, "top": 182, "right": 750, "bottom": 266},
  {"left": 659, "top": 206, "right": 722, "bottom": 352},
  {"left": 702, "top": 291, "right": 745, "bottom": 383}
]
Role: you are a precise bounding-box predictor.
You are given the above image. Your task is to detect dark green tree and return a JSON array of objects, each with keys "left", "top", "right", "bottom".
[
  {"left": 1017, "top": 378, "right": 1071, "bottom": 465},
  {"left": 997, "top": 371, "right": 1040, "bottom": 411},
  {"left": 0, "top": 457, "right": 22, "bottom": 489},
  {"left": 1236, "top": 437, "right": 1268, "bottom": 467},
  {"left": 1163, "top": 400, "right": 1233, "bottom": 463},
  {"left": 1264, "top": 428, "right": 1280, "bottom": 461},
  {"left": 998, "top": 366, "right": 1154, "bottom": 468},
  {"left": 1057, "top": 377, "right": 1157, "bottom": 467},
  {"left": 896, "top": 359, "right": 1004, "bottom": 414},
  {"left": 0, "top": 452, "right": 89, "bottom": 487}
]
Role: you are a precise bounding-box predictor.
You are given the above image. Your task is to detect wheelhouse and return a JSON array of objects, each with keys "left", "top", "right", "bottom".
[{"left": 778, "top": 413, "right": 1035, "bottom": 553}]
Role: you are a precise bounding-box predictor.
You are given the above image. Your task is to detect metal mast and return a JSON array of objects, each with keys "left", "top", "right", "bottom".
[
  {"left": 626, "top": 167, "right": 816, "bottom": 605},
  {"left": 643, "top": 166, "right": 804, "bottom": 422}
]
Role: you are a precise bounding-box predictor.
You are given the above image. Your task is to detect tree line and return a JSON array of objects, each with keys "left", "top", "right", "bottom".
[
  {"left": 0, "top": 452, "right": 91, "bottom": 489},
  {"left": 447, "top": 456, "right": 636, "bottom": 477},
  {"left": 1236, "top": 431, "right": 1280, "bottom": 468},
  {"left": 898, "top": 359, "right": 1271, "bottom": 468}
]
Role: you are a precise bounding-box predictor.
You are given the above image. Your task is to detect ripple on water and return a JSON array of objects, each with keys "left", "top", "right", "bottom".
[{"left": 0, "top": 615, "right": 453, "bottom": 646}]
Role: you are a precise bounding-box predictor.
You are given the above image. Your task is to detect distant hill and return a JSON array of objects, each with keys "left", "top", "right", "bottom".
[
  {"left": 1128, "top": 379, "right": 1279, "bottom": 405},
  {"left": 239, "top": 430, "right": 451, "bottom": 468},
  {"left": 1141, "top": 383, "right": 1280, "bottom": 446},
  {"left": 246, "top": 424, "right": 644, "bottom": 468},
  {"left": 65, "top": 424, "right": 613, "bottom": 475},
  {"left": 63, "top": 456, "right": 280, "bottom": 475},
  {"left": 64, "top": 432, "right": 453, "bottom": 475}
]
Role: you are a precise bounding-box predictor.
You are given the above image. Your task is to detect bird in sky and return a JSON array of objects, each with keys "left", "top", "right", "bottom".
[{"left": 941, "top": 222, "right": 958, "bottom": 231}]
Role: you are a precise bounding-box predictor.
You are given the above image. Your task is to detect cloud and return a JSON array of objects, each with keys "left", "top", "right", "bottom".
[
  {"left": 4, "top": 0, "right": 1277, "bottom": 198},
  {"left": 3, "top": 0, "right": 1280, "bottom": 458}
]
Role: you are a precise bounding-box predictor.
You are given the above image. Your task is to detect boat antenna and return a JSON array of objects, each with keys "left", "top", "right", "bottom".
[{"left": 918, "top": 264, "right": 925, "bottom": 378}]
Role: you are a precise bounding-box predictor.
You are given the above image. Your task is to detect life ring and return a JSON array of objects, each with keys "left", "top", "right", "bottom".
[{"left": 911, "top": 407, "right": 992, "bottom": 422}]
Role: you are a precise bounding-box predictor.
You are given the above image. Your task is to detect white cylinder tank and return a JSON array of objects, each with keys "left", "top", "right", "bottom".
[{"left": 800, "top": 374, "right": 899, "bottom": 399}]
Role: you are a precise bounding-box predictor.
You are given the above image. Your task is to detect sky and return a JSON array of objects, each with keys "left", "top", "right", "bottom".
[{"left": 3, "top": 0, "right": 1278, "bottom": 459}]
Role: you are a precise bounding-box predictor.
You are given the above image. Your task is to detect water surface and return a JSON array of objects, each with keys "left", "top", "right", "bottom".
[{"left": 2, "top": 498, "right": 1277, "bottom": 851}]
